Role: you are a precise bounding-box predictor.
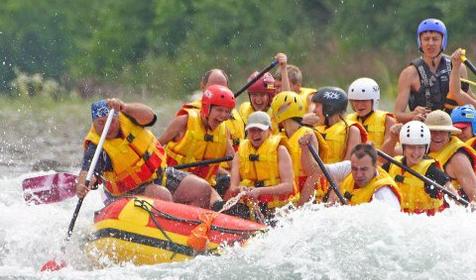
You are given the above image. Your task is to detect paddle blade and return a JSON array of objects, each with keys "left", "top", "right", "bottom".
[
  {"left": 22, "top": 173, "right": 77, "bottom": 204},
  {"left": 40, "top": 259, "right": 66, "bottom": 272}
]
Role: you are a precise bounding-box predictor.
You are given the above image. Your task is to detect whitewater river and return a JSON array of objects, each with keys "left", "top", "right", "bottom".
[{"left": 1, "top": 98, "right": 476, "bottom": 279}]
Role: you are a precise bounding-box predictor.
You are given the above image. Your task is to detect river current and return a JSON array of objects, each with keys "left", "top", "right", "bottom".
[{"left": 1, "top": 99, "right": 476, "bottom": 279}]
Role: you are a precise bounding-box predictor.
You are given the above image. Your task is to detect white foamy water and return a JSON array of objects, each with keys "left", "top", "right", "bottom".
[
  {"left": 2, "top": 172, "right": 476, "bottom": 279},
  {"left": 2, "top": 100, "right": 476, "bottom": 279}
]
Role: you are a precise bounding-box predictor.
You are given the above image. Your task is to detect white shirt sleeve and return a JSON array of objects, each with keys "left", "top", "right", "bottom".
[
  {"left": 372, "top": 186, "right": 400, "bottom": 209},
  {"left": 325, "top": 160, "right": 352, "bottom": 184}
]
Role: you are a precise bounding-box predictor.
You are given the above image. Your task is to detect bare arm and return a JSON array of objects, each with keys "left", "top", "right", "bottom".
[
  {"left": 394, "top": 67, "right": 430, "bottom": 123},
  {"left": 157, "top": 115, "right": 188, "bottom": 145},
  {"left": 449, "top": 49, "right": 476, "bottom": 106},
  {"left": 107, "top": 98, "right": 156, "bottom": 126},
  {"left": 343, "top": 125, "right": 362, "bottom": 160},
  {"left": 225, "top": 155, "right": 242, "bottom": 200},
  {"left": 446, "top": 152, "right": 476, "bottom": 202},
  {"left": 255, "top": 145, "right": 294, "bottom": 196},
  {"left": 276, "top": 53, "right": 291, "bottom": 92},
  {"left": 380, "top": 123, "right": 402, "bottom": 158},
  {"left": 383, "top": 114, "right": 397, "bottom": 147}
]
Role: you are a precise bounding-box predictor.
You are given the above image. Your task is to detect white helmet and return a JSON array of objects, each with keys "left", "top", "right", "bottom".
[
  {"left": 399, "top": 121, "right": 431, "bottom": 153},
  {"left": 347, "top": 77, "right": 380, "bottom": 111}
]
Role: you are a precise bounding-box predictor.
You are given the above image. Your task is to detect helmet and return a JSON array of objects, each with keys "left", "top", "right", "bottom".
[
  {"left": 451, "top": 105, "right": 476, "bottom": 135},
  {"left": 271, "top": 91, "right": 305, "bottom": 124},
  {"left": 417, "top": 18, "right": 447, "bottom": 51},
  {"left": 347, "top": 77, "right": 380, "bottom": 111},
  {"left": 311, "top": 87, "right": 348, "bottom": 118},
  {"left": 247, "top": 71, "right": 276, "bottom": 96},
  {"left": 201, "top": 85, "right": 236, "bottom": 118},
  {"left": 399, "top": 120, "right": 431, "bottom": 153}
]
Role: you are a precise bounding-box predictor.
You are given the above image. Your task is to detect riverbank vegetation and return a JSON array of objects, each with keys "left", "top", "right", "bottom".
[{"left": 1, "top": 0, "right": 475, "bottom": 101}]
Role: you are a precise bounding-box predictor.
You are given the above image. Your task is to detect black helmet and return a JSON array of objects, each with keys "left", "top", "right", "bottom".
[{"left": 311, "top": 87, "right": 348, "bottom": 117}]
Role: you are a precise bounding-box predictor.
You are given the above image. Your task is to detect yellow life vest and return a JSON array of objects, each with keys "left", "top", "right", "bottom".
[
  {"left": 84, "top": 113, "right": 167, "bottom": 196},
  {"left": 317, "top": 120, "right": 368, "bottom": 163},
  {"left": 239, "top": 102, "right": 279, "bottom": 133},
  {"left": 428, "top": 136, "right": 476, "bottom": 191},
  {"left": 298, "top": 87, "right": 317, "bottom": 111},
  {"left": 346, "top": 110, "right": 393, "bottom": 149},
  {"left": 225, "top": 109, "right": 245, "bottom": 150},
  {"left": 238, "top": 135, "right": 295, "bottom": 208},
  {"left": 466, "top": 137, "right": 476, "bottom": 150},
  {"left": 387, "top": 156, "right": 445, "bottom": 214},
  {"left": 340, "top": 167, "right": 401, "bottom": 206},
  {"left": 165, "top": 108, "right": 227, "bottom": 183},
  {"left": 281, "top": 126, "right": 314, "bottom": 192}
]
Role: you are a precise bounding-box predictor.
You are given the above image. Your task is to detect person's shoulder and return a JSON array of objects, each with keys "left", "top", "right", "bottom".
[{"left": 399, "top": 64, "right": 418, "bottom": 77}]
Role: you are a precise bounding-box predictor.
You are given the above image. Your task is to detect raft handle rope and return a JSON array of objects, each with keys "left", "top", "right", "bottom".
[{"left": 133, "top": 198, "right": 266, "bottom": 236}]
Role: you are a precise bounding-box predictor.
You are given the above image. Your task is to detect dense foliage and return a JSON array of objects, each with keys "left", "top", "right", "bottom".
[{"left": 1, "top": 0, "right": 475, "bottom": 98}]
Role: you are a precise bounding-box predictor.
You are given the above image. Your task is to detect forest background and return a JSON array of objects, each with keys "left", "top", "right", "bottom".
[{"left": 1, "top": 0, "right": 476, "bottom": 103}]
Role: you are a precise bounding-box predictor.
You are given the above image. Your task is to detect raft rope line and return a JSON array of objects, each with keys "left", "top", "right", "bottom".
[{"left": 133, "top": 198, "right": 265, "bottom": 235}]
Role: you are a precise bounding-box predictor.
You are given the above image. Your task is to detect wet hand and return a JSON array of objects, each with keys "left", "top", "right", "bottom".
[
  {"left": 298, "top": 133, "right": 314, "bottom": 147},
  {"left": 412, "top": 106, "right": 430, "bottom": 121},
  {"left": 275, "top": 52, "right": 287, "bottom": 68},
  {"left": 107, "top": 98, "right": 127, "bottom": 112},
  {"left": 389, "top": 123, "right": 403, "bottom": 138},
  {"left": 451, "top": 48, "right": 464, "bottom": 67},
  {"left": 75, "top": 182, "right": 90, "bottom": 198},
  {"left": 245, "top": 188, "right": 261, "bottom": 201}
]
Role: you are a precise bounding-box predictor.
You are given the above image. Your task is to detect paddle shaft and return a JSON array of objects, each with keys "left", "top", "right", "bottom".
[
  {"left": 234, "top": 60, "right": 278, "bottom": 98},
  {"left": 376, "top": 149, "right": 469, "bottom": 207},
  {"left": 66, "top": 109, "right": 116, "bottom": 241},
  {"left": 307, "top": 144, "right": 348, "bottom": 205},
  {"left": 174, "top": 155, "right": 233, "bottom": 170},
  {"left": 464, "top": 60, "right": 476, "bottom": 76}
]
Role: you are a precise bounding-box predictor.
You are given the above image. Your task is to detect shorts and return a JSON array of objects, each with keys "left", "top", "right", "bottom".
[
  {"left": 102, "top": 167, "right": 189, "bottom": 205},
  {"left": 154, "top": 167, "right": 189, "bottom": 194}
]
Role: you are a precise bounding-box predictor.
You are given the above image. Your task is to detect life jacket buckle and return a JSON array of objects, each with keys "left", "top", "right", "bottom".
[
  {"left": 126, "top": 133, "right": 135, "bottom": 143},
  {"left": 233, "top": 138, "right": 240, "bottom": 146},
  {"left": 249, "top": 154, "right": 259, "bottom": 161},
  {"left": 394, "top": 175, "right": 405, "bottom": 183},
  {"left": 255, "top": 181, "right": 265, "bottom": 188},
  {"left": 204, "top": 134, "right": 213, "bottom": 142}
]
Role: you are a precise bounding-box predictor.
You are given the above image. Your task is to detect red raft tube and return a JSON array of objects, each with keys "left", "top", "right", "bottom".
[{"left": 84, "top": 196, "right": 266, "bottom": 266}]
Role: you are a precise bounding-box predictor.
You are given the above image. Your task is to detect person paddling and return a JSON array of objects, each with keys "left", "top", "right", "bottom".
[
  {"left": 76, "top": 99, "right": 212, "bottom": 209},
  {"left": 298, "top": 136, "right": 402, "bottom": 209},
  {"left": 227, "top": 111, "right": 295, "bottom": 223},
  {"left": 394, "top": 18, "right": 475, "bottom": 123},
  {"left": 381, "top": 120, "right": 458, "bottom": 215},
  {"left": 424, "top": 110, "right": 476, "bottom": 202}
]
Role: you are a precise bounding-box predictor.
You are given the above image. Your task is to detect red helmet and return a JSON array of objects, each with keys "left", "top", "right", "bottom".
[
  {"left": 201, "top": 85, "right": 236, "bottom": 118},
  {"left": 247, "top": 71, "right": 276, "bottom": 97}
]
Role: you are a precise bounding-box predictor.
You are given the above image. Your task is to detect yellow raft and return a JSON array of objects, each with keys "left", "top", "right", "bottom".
[{"left": 84, "top": 196, "right": 266, "bottom": 266}]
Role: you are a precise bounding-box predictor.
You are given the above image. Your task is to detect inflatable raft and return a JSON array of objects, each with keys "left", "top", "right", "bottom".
[{"left": 84, "top": 196, "right": 266, "bottom": 266}]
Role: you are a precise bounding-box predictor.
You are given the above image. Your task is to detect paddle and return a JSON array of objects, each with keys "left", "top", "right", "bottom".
[
  {"left": 376, "top": 149, "right": 469, "bottom": 207},
  {"left": 461, "top": 50, "right": 476, "bottom": 76},
  {"left": 22, "top": 172, "right": 77, "bottom": 204},
  {"left": 307, "top": 144, "right": 348, "bottom": 205},
  {"left": 25, "top": 156, "right": 233, "bottom": 205},
  {"left": 234, "top": 60, "right": 278, "bottom": 98},
  {"left": 40, "top": 108, "right": 115, "bottom": 272}
]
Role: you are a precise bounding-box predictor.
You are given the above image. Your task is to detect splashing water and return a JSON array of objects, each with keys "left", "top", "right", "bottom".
[{"left": 2, "top": 100, "right": 476, "bottom": 279}]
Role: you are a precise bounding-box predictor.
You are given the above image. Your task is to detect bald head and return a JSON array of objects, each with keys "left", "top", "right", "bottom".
[{"left": 201, "top": 69, "right": 229, "bottom": 90}]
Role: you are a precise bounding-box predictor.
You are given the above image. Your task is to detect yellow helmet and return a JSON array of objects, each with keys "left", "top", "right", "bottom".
[{"left": 271, "top": 91, "right": 305, "bottom": 124}]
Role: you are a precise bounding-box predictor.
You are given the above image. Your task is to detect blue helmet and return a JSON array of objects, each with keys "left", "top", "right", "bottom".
[
  {"left": 451, "top": 105, "right": 476, "bottom": 135},
  {"left": 417, "top": 18, "right": 447, "bottom": 51}
]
